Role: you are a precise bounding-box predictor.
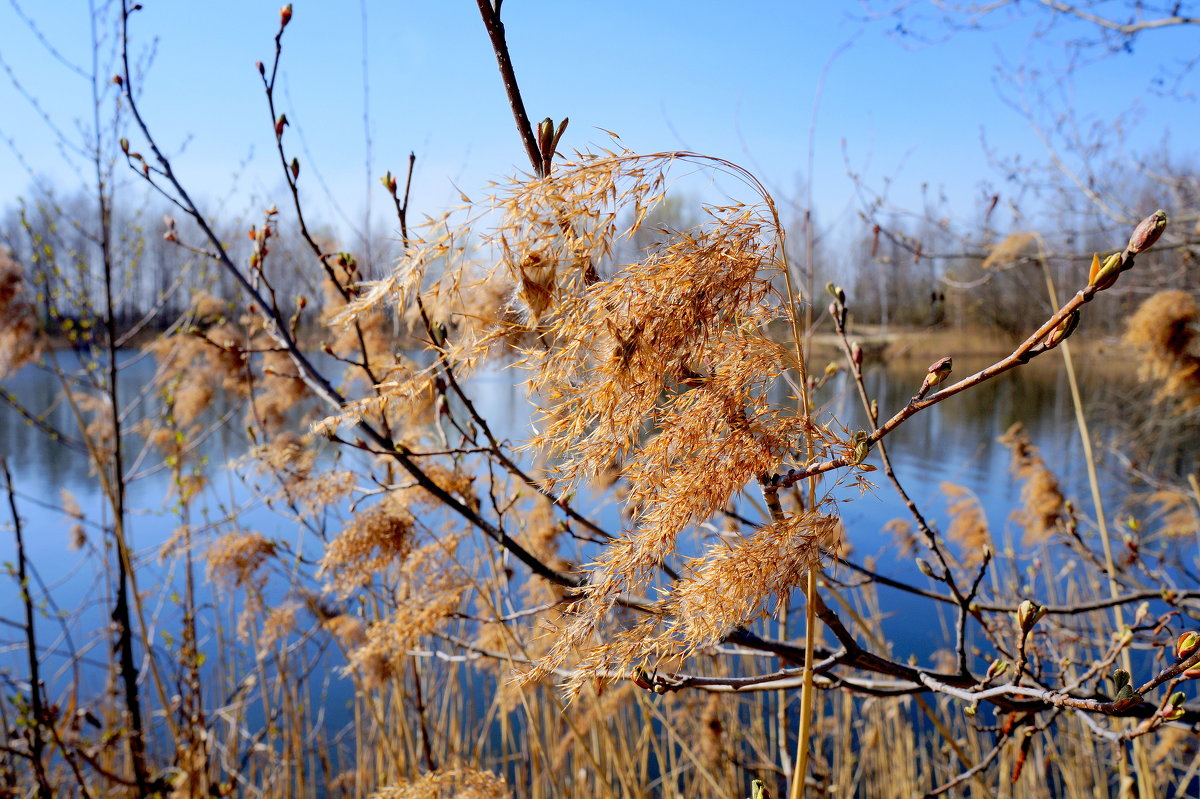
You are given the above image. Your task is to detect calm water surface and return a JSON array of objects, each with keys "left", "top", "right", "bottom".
[{"left": 0, "top": 348, "right": 1185, "bottom": 709}]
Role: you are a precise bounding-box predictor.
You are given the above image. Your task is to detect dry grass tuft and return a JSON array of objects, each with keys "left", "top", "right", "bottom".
[
  {"left": 1141, "top": 488, "right": 1200, "bottom": 538},
  {"left": 332, "top": 149, "right": 853, "bottom": 695},
  {"left": 940, "top": 482, "right": 991, "bottom": 565},
  {"left": 981, "top": 231, "right": 1036, "bottom": 269},
  {"left": 668, "top": 510, "right": 839, "bottom": 645},
  {"left": 999, "top": 423, "right": 1066, "bottom": 547},
  {"left": 319, "top": 493, "right": 416, "bottom": 597},
  {"left": 0, "top": 249, "right": 41, "bottom": 377},
  {"left": 207, "top": 529, "right": 276, "bottom": 588},
  {"left": 341, "top": 534, "right": 466, "bottom": 688},
  {"left": 370, "top": 767, "right": 509, "bottom": 799},
  {"left": 251, "top": 432, "right": 357, "bottom": 515},
  {"left": 1124, "top": 289, "right": 1200, "bottom": 410}
]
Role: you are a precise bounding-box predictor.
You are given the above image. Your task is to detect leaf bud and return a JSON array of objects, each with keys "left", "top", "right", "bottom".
[
  {"left": 1111, "top": 668, "right": 1131, "bottom": 692},
  {"left": 851, "top": 341, "right": 863, "bottom": 366},
  {"left": 537, "top": 117, "right": 554, "bottom": 159},
  {"left": 1044, "top": 310, "right": 1080, "bottom": 349},
  {"left": 1017, "top": 599, "right": 1044, "bottom": 633},
  {"left": 381, "top": 170, "right": 398, "bottom": 195},
  {"left": 1176, "top": 631, "right": 1200, "bottom": 660},
  {"left": 1127, "top": 209, "right": 1167, "bottom": 255},
  {"left": 280, "top": 4, "right": 293, "bottom": 28},
  {"left": 550, "top": 117, "right": 569, "bottom": 154},
  {"left": 1113, "top": 683, "right": 1138, "bottom": 709},
  {"left": 119, "top": 137, "right": 129, "bottom": 154},
  {"left": 923, "top": 356, "right": 952, "bottom": 390},
  {"left": 1089, "top": 251, "right": 1124, "bottom": 291},
  {"left": 256, "top": 60, "right": 265, "bottom": 75},
  {"left": 290, "top": 157, "right": 300, "bottom": 180}
]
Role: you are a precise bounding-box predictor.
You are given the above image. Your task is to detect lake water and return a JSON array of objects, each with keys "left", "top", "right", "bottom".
[{"left": 0, "top": 345, "right": 1191, "bottom": 754}]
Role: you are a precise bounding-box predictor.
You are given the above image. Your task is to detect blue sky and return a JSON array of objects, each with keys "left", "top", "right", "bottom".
[{"left": 1, "top": 1, "right": 1197, "bottom": 249}]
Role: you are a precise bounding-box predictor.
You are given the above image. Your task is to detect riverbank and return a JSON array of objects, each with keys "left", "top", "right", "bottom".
[{"left": 808, "top": 322, "right": 1133, "bottom": 367}]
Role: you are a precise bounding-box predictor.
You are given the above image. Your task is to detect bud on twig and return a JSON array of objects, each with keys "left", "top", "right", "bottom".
[
  {"left": 851, "top": 341, "right": 863, "bottom": 366},
  {"left": 1017, "top": 599, "right": 1044, "bottom": 633},
  {"left": 550, "top": 117, "right": 569, "bottom": 156},
  {"left": 1127, "top": 209, "right": 1167, "bottom": 255},
  {"left": 1177, "top": 631, "right": 1200, "bottom": 660},
  {"left": 1044, "top": 310, "right": 1080, "bottom": 349},
  {"left": 381, "top": 170, "right": 398, "bottom": 196},
  {"left": 751, "top": 779, "right": 773, "bottom": 799},
  {"left": 1088, "top": 251, "right": 1124, "bottom": 291},
  {"left": 280, "top": 4, "right": 293, "bottom": 28},
  {"left": 849, "top": 430, "right": 869, "bottom": 465},
  {"left": 924, "top": 357, "right": 952, "bottom": 389},
  {"left": 275, "top": 114, "right": 288, "bottom": 138},
  {"left": 825, "top": 282, "right": 845, "bottom": 306},
  {"left": 537, "top": 117, "right": 554, "bottom": 157},
  {"left": 913, "top": 356, "right": 953, "bottom": 402},
  {"left": 290, "top": 157, "right": 300, "bottom": 180},
  {"left": 256, "top": 61, "right": 265, "bottom": 75},
  {"left": 1163, "top": 690, "right": 1187, "bottom": 721}
]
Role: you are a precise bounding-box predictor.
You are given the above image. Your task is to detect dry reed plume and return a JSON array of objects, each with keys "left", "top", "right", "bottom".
[
  {"left": 998, "top": 422, "right": 1066, "bottom": 547},
  {"left": 0, "top": 249, "right": 41, "bottom": 377},
  {"left": 1124, "top": 289, "right": 1200, "bottom": 410},
  {"left": 336, "top": 149, "right": 853, "bottom": 697}
]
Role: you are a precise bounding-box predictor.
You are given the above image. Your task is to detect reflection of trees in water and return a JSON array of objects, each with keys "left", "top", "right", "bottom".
[{"left": 0, "top": 353, "right": 246, "bottom": 491}]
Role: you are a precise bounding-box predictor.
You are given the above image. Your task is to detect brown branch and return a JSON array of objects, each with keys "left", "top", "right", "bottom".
[
  {"left": 2, "top": 459, "right": 52, "bottom": 798},
  {"left": 475, "top": 0, "right": 544, "bottom": 176},
  {"left": 117, "top": 1, "right": 579, "bottom": 595}
]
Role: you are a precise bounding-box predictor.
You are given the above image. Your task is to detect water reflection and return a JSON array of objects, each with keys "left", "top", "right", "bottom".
[{"left": 0, "top": 348, "right": 1180, "bottom": 687}]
